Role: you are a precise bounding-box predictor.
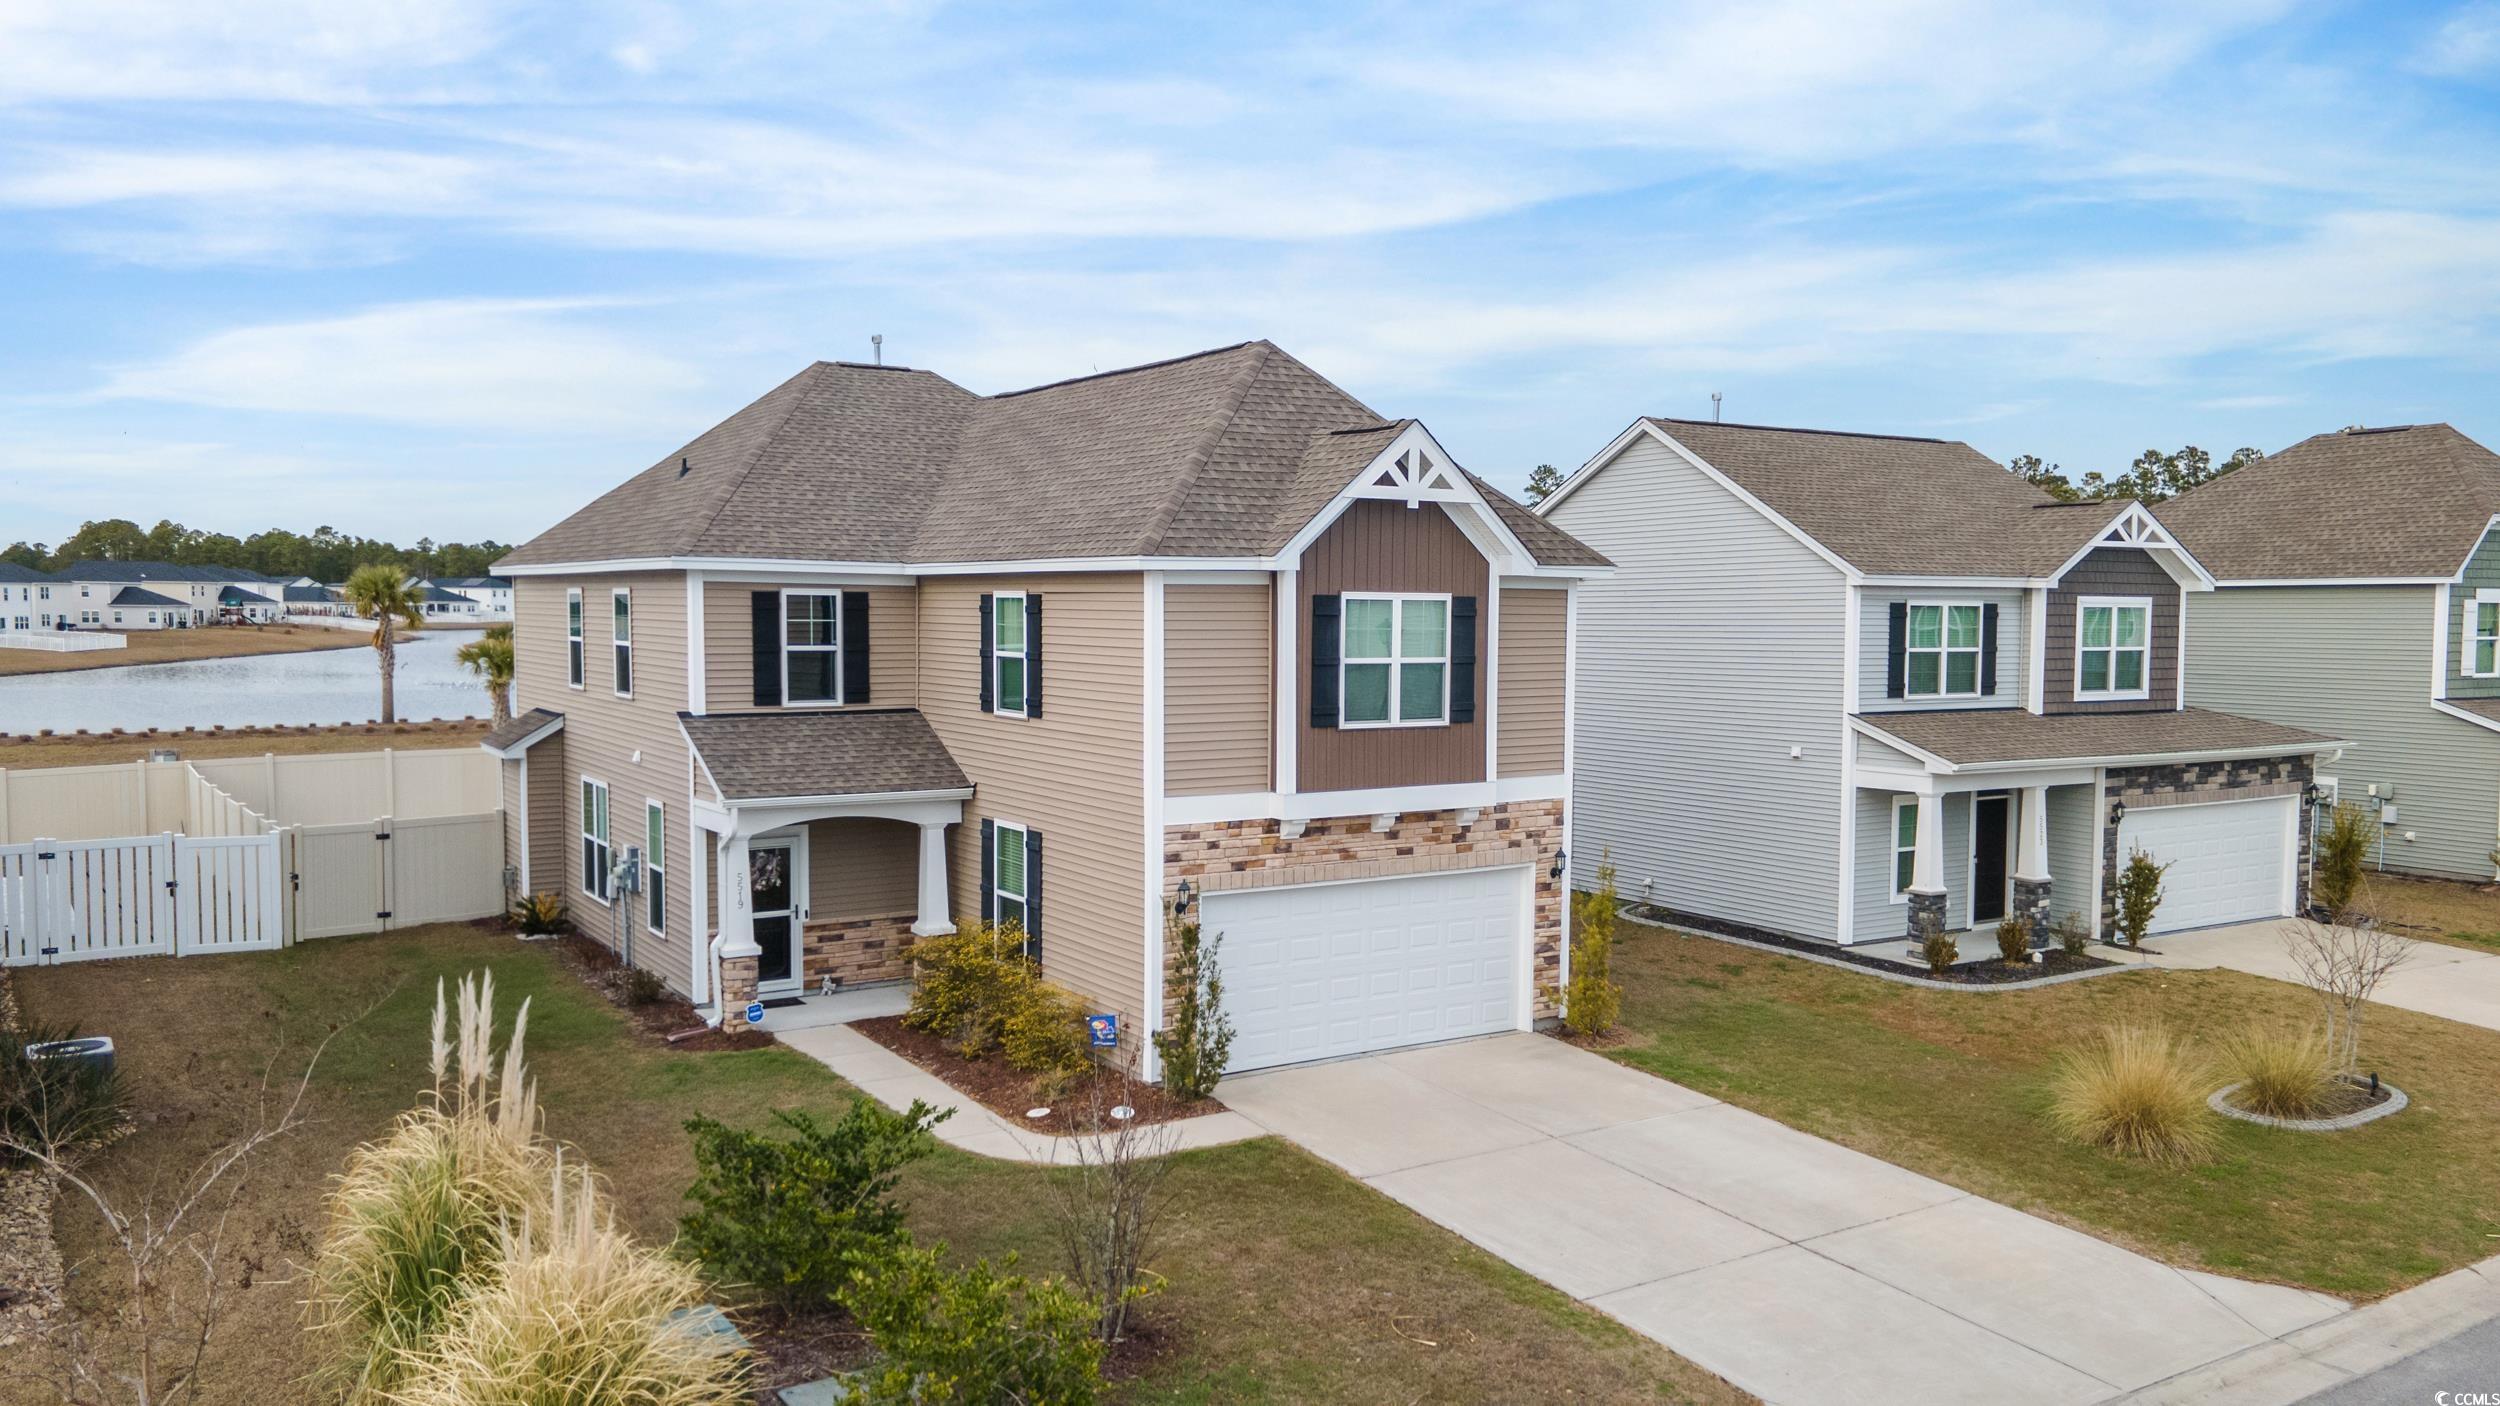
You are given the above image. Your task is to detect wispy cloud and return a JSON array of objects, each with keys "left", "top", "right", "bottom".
[{"left": 2413, "top": 2, "right": 2500, "bottom": 76}]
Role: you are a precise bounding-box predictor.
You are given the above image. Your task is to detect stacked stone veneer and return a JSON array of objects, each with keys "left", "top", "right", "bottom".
[
  {"left": 1161, "top": 799, "right": 1566, "bottom": 1021},
  {"left": 802, "top": 913, "right": 918, "bottom": 989},
  {"left": 2012, "top": 876, "right": 2054, "bottom": 947},
  {"left": 718, "top": 953, "right": 760, "bottom": 1031},
  {"left": 2101, "top": 755, "right": 2314, "bottom": 934}
]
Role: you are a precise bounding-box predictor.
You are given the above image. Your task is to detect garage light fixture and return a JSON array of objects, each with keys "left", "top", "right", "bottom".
[
  {"left": 1173, "top": 879, "right": 1195, "bottom": 916},
  {"left": 1549, "top": 849, "right": 1566, "bottom": 882},
  {"left": 2301, "top": 781, "right": 2326, "bottom": 808},
  {"left": 2108, "top": 800, "right": 2127, "bottom": 826}
]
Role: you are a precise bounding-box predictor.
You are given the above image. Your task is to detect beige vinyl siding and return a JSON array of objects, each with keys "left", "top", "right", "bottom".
[
  {"left": 919, "top": 574, "right": 1146, "bottom": 1036},
  {"left": 2189, "top": 584, "right": 2500, "bottom": 881},
  {"left": 526, "top": 741, "right": 567, "bottom": 897},
  {"left": 1858, "top": 587, "right": 2027, "bottom": 712},
  {"left": 1496, "top": 585, "right": 1567, "bottom": 777},
  {"left": 1545, "top": 433, "right": 1850, "bottom": 942},
  {"left": 501, "top": 758, "right": 524, "bottom": 883},
  {"left": 1163, "top": 583, "right": 1271, "bottom": 796},
  {"left": 808, "top": 817, "right": 919, "bottom": 917},
  {"left": 511, "top": 574, "right": 697, "bottom": 993},
  {"left": 701, "top": 581, "right": 918, "bottom": 712}
]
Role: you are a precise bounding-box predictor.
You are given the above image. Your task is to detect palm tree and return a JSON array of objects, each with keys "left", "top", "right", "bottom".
[
  {"left": 456, "top": 623, "right": 516, "bottom": 728},
  {"left": 342, "top": 564, "right": 426, "bottom": 724}
]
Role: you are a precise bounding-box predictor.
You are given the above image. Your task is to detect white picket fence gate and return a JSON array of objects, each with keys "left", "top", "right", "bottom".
[{"left": 0, "top": 832, "right": 285, "bottom": 965}]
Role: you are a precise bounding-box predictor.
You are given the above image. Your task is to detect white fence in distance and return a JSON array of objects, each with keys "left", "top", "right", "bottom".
[
  {"left": 0, "top": 747, "right": 499, "bottom": 844},
  {"left": 0, "top": 631, "right": 125, "bottom": 654}
]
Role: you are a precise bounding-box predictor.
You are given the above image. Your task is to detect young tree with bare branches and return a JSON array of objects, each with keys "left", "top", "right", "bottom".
[
  {"left": 1041, "top": 1093, "right": 1180, "bottom": 1344},
  {"left": 2279, "top": 896, "right": 2413, "bottom": 1076}
]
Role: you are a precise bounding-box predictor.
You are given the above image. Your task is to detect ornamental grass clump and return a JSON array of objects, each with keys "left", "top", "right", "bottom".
[
  {"left": 2048, "top": 1023, "right": 2220, "bottom": 1165},
  {"left": 310, "top": 972, "right": 554, "bottom": 1401},
  {"left": 2219, "top": 1025, "right": 2336, "bottom": 1120},
  {"left": 389, "top": 1159, "right": 746, "bottom": 1406}
]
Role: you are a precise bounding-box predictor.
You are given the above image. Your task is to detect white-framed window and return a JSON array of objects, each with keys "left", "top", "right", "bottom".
[
  {"left": 2075, "top": 596, "right": 2152, "bottom": 700},
  {"left": 2469, "top": 590, "right": 2500, "bottom": 678},
  {"left": 993, "top": 592, "right": 1028, "bottom": 717},
  {"left": 994, "top": 819, "right": 1029, "bottom": 930},
  {"left": 35, "top": 586, "right": 47, "bottom": 600},
  {"left": 644, "top": 800, "right": 667, "bottom": 935},
  {"left": 1890, "top": 796, "right": 1921, "bottom": 900},
  {"left": 580, "top": 778, "right": 611, "bottom": 903},
  {"left": 611, "top": 588, "right": 633, "bottom": 697},
  {"left": 566, "top": 588, "right": 584, "bottom": 689},
  {"left": 1341, "top": 592, "right": 1450, "bottom": 727},
  {"left": 1905, "top": 602, "right": 1982, "bottom": 698},
  {"left": 783, "top": 590, "right": 842, "bottom": 704}
]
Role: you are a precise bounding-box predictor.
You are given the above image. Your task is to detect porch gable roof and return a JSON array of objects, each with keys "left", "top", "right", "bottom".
[
  {"left": 1856, "top": 707, "right": 2343, "bottom": 772},
  {"left": 678, "top": 708, "right": 970, "bottom": 804}
]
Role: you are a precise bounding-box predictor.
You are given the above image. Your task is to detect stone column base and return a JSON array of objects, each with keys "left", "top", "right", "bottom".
[
  {"left": 2013, "top": 877, "right": 2053, "bottom": 947},
  {"left": 1906, "top": 891, "right": 1947, "bottom": 942},
  {"left": 719, "top": 954, "right": 760, "bottom": 1030}
]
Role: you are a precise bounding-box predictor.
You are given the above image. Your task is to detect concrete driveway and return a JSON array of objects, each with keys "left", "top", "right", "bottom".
[
  {"left": 2106, "top": 919, "right": 2500, "bottom": 1033},
  {"left": 1220, "top": 1035, "right": 2346, "bottom": 1406}
]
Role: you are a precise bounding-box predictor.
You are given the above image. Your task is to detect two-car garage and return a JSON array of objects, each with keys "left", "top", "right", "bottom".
[
  {"left": 1204, "top": 866, "right": 1531, "bottom": 1074},
  {"left": 2114, "top": 794, "right": 2300, "bottom": 936}
]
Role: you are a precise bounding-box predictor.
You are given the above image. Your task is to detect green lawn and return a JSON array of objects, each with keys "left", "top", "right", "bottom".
[
  {"left": 1598, "top": 914, "right": 2500, "bottom": 1300},
  {"left": 10, "top": 927, "right": 1742, "bottom": 1405},
  {"left": 2365, "top": 871, "right": 2500, "bottom": 954}
]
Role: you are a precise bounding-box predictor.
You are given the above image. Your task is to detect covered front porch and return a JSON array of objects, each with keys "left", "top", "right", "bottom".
[
  {"left": 1853, "top": 773, "right": 2096, "bottom": 948},
  {"left": 678, "top": 709, "right": 972, "bottom": 1028}
]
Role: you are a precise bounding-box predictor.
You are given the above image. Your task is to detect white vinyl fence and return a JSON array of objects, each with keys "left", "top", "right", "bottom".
[{"left": 0, "top": 746, "right": 504, "bottom": 967}]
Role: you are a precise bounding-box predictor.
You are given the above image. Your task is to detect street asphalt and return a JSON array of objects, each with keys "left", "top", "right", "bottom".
[{"left": 2301, "top": 1315, "right": 2500, "bottom": 1404}]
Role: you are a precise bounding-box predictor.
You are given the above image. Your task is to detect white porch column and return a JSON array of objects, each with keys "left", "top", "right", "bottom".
[
  {"left": 718, "top": 830, "right": 760, "bottom": 959},
  {"left": 1908, "top": 795, "right": 1947, "bottom": 895},
  {"left": 911, "top": 820, "right": 956, "bottom": 937},
  {"left": 2015, "top": 785, "right": 2051, "bottom": 882}
]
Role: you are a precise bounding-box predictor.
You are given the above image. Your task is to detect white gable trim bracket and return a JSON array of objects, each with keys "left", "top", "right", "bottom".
[
  {"left": 2051, "top": 502, "right": 2216, "bottom": 592},
  {"left": 1278, "top": 421, "right": 1544, "bottom": 575}
]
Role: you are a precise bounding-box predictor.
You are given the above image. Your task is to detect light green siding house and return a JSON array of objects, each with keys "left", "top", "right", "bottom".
[{"left": 2161, "top": 424, "right": 2500, "bottom": 883}]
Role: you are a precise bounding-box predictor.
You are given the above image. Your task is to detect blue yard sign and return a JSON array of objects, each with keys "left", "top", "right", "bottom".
[
  {"left": 745, "top": 1001, "right": 766, "bottom": 1027},
  {"left": 1086, "top": 1013, "right": 1119, "bottom": 1048}
]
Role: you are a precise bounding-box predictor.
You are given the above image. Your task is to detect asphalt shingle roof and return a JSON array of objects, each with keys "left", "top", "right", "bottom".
[
  {"left": 108, "top": 586, "right": 186, "bottom": 609},
  {"left": 0, "top": 563, "right": 57, "bottom": 584},
  {"left": 1860, "top": 707, "right": 2341, "bottom": 769},
  {"left": 679, "top": 709, "right": 971, "bottom": 803},
  {"left": 59, "top": 561, "right": 273, "bottom": 584},
  {"left": 502, "top": 343, "right": 1605, "bottom": 571},
  {"left": 219, "top": 587, "right": 280, "bottom": 607},
  {"left": 2155, "top": 425, "right": 2500, "bottom": 582},
  {"left": 482, "top": 707, "right": 565, "bottom": 753}
]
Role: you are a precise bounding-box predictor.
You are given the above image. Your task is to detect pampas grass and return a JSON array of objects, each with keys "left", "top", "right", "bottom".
[
  {"left": 2048, "top": 1024, "right": 2220, "bottom": 1165},
  {"left": 312, "top": 972, "right": 554, "bottom": 1401},
  {"left": 2221, "top": 1025, "right": 2336, "bottom": 1119},
  {"left": 387, "top": 1159, "right": 746, "bottom": 1406}
]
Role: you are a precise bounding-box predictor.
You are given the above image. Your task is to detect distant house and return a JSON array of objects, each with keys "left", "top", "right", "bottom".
[
  {"left": 433, "top": 576, "right": 514, "bottom": 619},
  {"left": 0, "top": 562, "right": 65, "bottom": 631},
  {"left": 280, "top": 581, "right": 349, "bottom": 616},
  {"left": 50, "top": 561, "right": 287, "bottom": 629},
  {"left": 105, "top": 586, "right": 188, "bottom": 629}
]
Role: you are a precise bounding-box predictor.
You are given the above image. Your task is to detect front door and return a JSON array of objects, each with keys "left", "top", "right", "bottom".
[
  {"left": 749, "top": 837, "right": 802, "bottom": 993},
  {"left": 1971, "top": 793, "right": 2011, "bottom": 925}
]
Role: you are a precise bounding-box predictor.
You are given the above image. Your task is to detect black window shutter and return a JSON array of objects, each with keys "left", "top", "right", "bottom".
[
  {"left": 840, "top": 591, "right": 871, "bottom": 704},
  {"left": 1450, "top": 595, "right": 1479, "bottom": 723},
  {"left": 979, "top": 818, "right": 996, "bottom": 924},
  {"left": 1024, "top": 594, "right": 1044, "bottom": 718},
  {"left": 750, "top": 592, "right": 782, "bottom": 707},
  {"left": 978, "top": 594, "right": 995, "bottom": 713},
  {"left": 1023, "top": 828, "right": 1043, "bottom": 961},
  {"left": 1310, "top": 593, "right": 1342, "bottom": 728},
  {"left": 1980, "top": 603, "right": 2000, "bottom": 696},
  {"left": 1885, "top": 601, "right": 1908, "bottom": 699}
]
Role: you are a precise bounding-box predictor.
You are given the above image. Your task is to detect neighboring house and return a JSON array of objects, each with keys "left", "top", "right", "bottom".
[
  {"left": 488, "top": 341, "right": 1607, "bottom": 1079},
  {"left": 1540, "top": 418, "right": 2341, "bottom": 947},
  {"left": 434, "top": 575, "right": 515, "bottom": 618},
  {"left": 51, "top": 561, "right": 286, "bottom": 628},
  {"left": 2159, "top": 424, "right": 2500, "bottom": 882},
  {"left": 280, "top": 581, "right": 349, "bottom": 616},
  {"left": 0, "top": 563, "right": 64, "bottom": 631},
  {"left": 215, "top": 585, "right": 286, "bottom": 623},
  {"left": 106, "top": 586, "right": 186, "bottom": 629}
]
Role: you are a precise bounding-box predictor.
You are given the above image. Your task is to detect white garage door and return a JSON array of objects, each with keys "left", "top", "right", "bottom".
[
  {"left": 2115, "top": 797, "right": 2295, "bottom": 935},
  {"left": 1206, "top": 866, "right": 1527, "bottom": 1074}
]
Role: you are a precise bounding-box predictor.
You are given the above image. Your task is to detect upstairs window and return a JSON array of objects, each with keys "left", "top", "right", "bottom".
[
  {"left": 1905, "top": 603, "right": 1982, "bottom": 698},
  {"left": 566, "top": 588, "right": 584, "bottom": 688},
  {"left": 611, "top": 588, "right": 633, "bottom": 697},
  {"left": 2471, "top": 592, "right": 2500, "bottom": 678},
  {"left": 784, "top": 591, "right": 841, "bottom": 704},
  {"left": 1342, "top": 593, "right": 1449, "bottom": 727},
  {"left": 993, "top": 592, "right": 1028, "bottom": 716},
  {"left": 2077, "top": 598, "right": 2151, "bottom": 700}
]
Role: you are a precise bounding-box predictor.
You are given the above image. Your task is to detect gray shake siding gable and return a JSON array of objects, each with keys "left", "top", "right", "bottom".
[
  {"left": 1548, "top": 433, "right": 1848, "bottom": 941},
  {"left": 2452, "top": 526, "right": 2500, "bottom": 699}
]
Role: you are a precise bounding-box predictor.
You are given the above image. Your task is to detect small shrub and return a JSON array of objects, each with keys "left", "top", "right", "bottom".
[
  {"left": 2053, "top": 912, "right": 2092, "bottom": 957},
  {"left": 678, "top": 1099, "right": 947, "bottom": 1307},
  {"left": 2220, "top": 1025, "right": 2335, "bottom": 1119},
  {"left": 1564, "top": 853, "right": 1626, "bottom": 1037},
  {"left": 1153, "top": 901, "right": 1235, "bottom": 1101},
  {"left": 2114, "top": 847, "right": 2172, "bottom": 949},
  {"left": 1995, "top": 916, "right": 2030, "bottom": 965},
  {"left": 1919, "top": 930, "right": 1959, "bottom": 975},
  {"left": 619, "top": 964, "right": 668, "bottom": 1007},
  {"left": 2048, "top": 1024, "right": 2219, "bottom": 1165},
  {"left": 841, "top": 1244, "right": 1105, "bottom": 1406},
  {"left": 1001, "top": 983, "right": 1093, "bottom": 1080},
  {"left": 0, "top": 1021, "right": 127, "bottom": 1166},
  {"left": 389, "top": 1163, "right": 746, "bottom": 1406},
  {"left": 512, "top": 891, "right": 566, "bottom": 936},
  {"left": 2312, "top": 801, "right": 2375, "bottom": 922},
  {"left": 906, "top": 923, "right": 1037, "bottom": 1059}
]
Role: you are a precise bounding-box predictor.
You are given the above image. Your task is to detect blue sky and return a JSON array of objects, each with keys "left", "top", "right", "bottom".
[{"left": 6, "top": 0, "right": 2500, "bottom": 548}]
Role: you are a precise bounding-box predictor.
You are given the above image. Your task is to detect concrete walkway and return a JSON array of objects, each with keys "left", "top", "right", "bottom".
[
  {"left": 2105, "top": 919, "right": 2500, "bottom": 1033},
  {"left": 1221, "top": 1034, "right": 2349, "bottom": 1406},
  {"left": 777, "top": 1023, "right": 1266, "bottom": 1165}
]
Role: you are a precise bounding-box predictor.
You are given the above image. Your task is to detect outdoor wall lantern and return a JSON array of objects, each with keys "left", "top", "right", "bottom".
[
  {"left": 2301, "top": 781, "right": 2326, "bottom": 808},
  {"left": 1549, "top": 849, "right": 1566, "bottom": 882},
  {"left": 1173, "top": 878, "right": 1195, "bottom": 916},
  {"left": 2108, "top": 800, "right": 2127, "bottom": 826}
]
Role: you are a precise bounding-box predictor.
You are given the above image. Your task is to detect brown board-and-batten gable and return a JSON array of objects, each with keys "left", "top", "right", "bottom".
[{"left": 1297, "top": 499, "right": 1490, "bottom": 792}]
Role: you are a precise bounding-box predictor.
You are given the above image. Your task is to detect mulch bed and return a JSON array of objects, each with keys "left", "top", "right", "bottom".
[
  {"left": 547, "top": 931, "right": 772, "bottom": 1052},
  {"left": 2221, "top": 1074, "right": 2393, "bottom": 1121},
  {"left": 728, "top": 1303, "right": 874, "bottom": 1402},
  {"left": 850, "top": 1016, "right": 1218, "bottom": 1136},
  {"left": 1626, "top": 904, "right": 2120, "bottom": 985}
]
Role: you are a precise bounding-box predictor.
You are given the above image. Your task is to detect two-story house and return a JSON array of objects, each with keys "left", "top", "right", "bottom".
[
  {"left": 1540, "top": 418, "right": 2341, "bottom": 947},
  {"left": 485, "top": 341, "right": 1608, "bottom": 1079},
  {"left": 0, "top": 563, "right": 64, "bottom": 631},
  {"left": 2159, "top": 424, "right": 2500, "bottom": 883}
]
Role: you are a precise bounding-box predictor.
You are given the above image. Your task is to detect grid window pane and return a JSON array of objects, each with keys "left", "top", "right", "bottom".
[
  {"left": 2081, "top": 607, "right": 2112, "bottom": 648},
  {"left": 1896, "top": 850, "right": 1916, "bottom": 894},
  {"left": 2481, "top": 641, "right": 2497, "bottom": 674},
  {"left": 1907, "top": 654, "right": 1942, "bottom": 695},
  {"left": 1945, "top": 605, "right": 1981, "bottom": 649},
  {"left": 1344, "top": 599, "right": 1394, "bottom": 658},
  {"left": 1945, "top": 652, "right": 1979, "bottom": 694},
  {"left": 786, "top": 651, "right": 837, "bottom": 703},
  {"left": 2480, "top": 602, "right": 2498, "bottom": 636},
  {"left": 2115, "top": 607, "right": 2148, "bottom": 648},
  {"left": 1907, "top": 605, "right": 1943, "bottom": 649},
  {"left": 998, "top": 895, "right": 1026, "bottom": 930},
  {"left": 786, "top": 594, "right": 837, "bottom": 646},
  {"left": 1896, "top": 802, "right": 1918, "bottom": 847},
  {"left": 2081, "top": 652, "right": 2111, "bottom": 692},
  {"left": 1343, "top": 662, "right": 1391, "bottom": 723},
  {"left": 647, "top": 806, "right": 663, "bottom": 856},
  {"left": 997, "top": 656, "right": 1026, "bottom": 712},
  {"left": 994, "top": 597, "right": 1024, "bottom": 651},
  {"left": 996, "top": 827, "right": 1024, "bottom": 896},
  {"left": 2116, "top": 651, "right": 2144, "bottom": 691},
  {"left": 1400, "top": 599, "right": 1448, "bottom": 656},
  {"left": 1399, "top": 662, "right": 1446, "bottom": 721}
]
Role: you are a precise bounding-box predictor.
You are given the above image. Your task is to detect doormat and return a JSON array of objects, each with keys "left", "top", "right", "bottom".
[{"left": 759, "top": 997, "right": 806, "bottom": 1010}]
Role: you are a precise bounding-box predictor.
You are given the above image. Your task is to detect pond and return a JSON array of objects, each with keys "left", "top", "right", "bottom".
[{"left": 0, "top": 629, "right": 491, "bottom": 735}]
